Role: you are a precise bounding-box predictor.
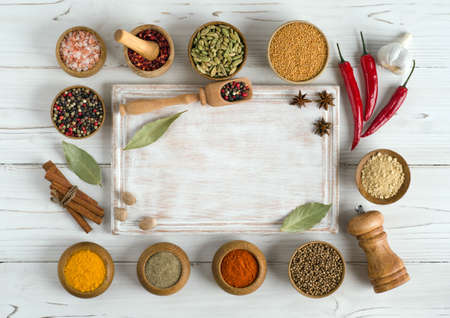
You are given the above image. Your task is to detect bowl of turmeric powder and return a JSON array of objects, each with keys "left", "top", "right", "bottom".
[
  {"left": 212, "top": 240, "right": 267, "bottom": 295},
  {"left": 58, "top": 242, "right": 115, "bottom": 298}
]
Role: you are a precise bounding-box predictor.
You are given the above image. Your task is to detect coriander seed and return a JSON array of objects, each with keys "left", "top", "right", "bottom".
[{"left": 289, "top": 241, "right": 344, "bottom": 297}]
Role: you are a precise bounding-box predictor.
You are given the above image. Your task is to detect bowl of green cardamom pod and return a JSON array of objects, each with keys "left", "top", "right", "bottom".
[{"left": 188, "top": 21, "right": 247, "bottom": 80}]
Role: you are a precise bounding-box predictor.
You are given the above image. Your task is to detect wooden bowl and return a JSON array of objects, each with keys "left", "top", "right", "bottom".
[
  {"left": 188, "top": 21, "right": 248, "bottom": 81},
  {"left": 50, "top": 85, "right": 106, "bottom": 139},
  {"left": 56, "top": 26, "right": 107, "bottom": 78},
  {"left": 267, "top": 20, "right": 329, "bottom": 83},
  {"left": 212, "top": 240, "right": 267, "bottom": 295},
  {"left": 288, "top": 241, "right": 345, "bottom": 298},
  {"left": 123, "top": 24, "right": 175, "bottom": 78},
  {"left": 356, "top": 149, "right": 411, "bottom": 205},
  {"left": 58, "top": 242, "right": 114, "bottom": 298},
  {"left": 137, "top": 242, "right": 190, "bottom": 296}
]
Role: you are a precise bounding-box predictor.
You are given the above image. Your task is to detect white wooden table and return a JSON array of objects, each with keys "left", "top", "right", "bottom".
[{"left": 1, "top": 0, "right": 449, "bottom": 316}]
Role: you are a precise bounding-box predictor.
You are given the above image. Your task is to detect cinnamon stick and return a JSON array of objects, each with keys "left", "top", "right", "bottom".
[
  {"left": 51, "top": 188, "right": 102, "bottom": 225},
  {"left": 43, "top": 161, "right": 98, "bottom": 206},
  {"left": 43, "top": 160, "right": 104, "bottom": 232},
  {"left": 51, "top": 182, "right": 104, "bottom": 217},
  {"left": 45, "top": 170, "right": 98, "bottom": 206},
  {"left": 67, "top": 207, "right": 92, "bottom": 233},
  {"left": 69, "top": 201, "right": 102, "bottom": 225}
]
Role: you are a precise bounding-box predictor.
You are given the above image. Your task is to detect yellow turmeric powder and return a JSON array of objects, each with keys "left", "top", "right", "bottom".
[{"left": 64, "top": 250, "right": 106, "bottom": 292}]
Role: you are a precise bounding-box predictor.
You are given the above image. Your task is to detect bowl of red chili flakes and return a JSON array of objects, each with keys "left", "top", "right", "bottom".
[{"left": 122, "top": 24, "right": 175, "bottom": 78}]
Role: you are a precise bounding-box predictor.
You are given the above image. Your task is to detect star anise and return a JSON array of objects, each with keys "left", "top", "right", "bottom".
[
  {"left": 313, "top": 117, "right": 332, "bottom": 137},
  {"left": 290, "top": 90, "right": 312, "bottom": 108},
  {"left": 316, "top": 90, "right": 335, "bottom": 110}
]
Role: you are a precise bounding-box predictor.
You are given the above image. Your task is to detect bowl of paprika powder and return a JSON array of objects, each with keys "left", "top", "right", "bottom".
[
  {"left": 122, "top": 24, "right": 174, "bottom": 78},
  {"left": 212, "top": 240, "right": 267, "bottom": 295}
]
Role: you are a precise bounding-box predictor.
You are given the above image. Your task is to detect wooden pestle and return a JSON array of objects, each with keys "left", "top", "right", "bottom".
[
  {"left": 347, "top": 210, "right": 410, "bottom": 293},
  {"left": 119, "top": 77, "right": 253, "bottom": 115},
  {"left": 114, "top": 29, "right": 159, "bottom": 61}
]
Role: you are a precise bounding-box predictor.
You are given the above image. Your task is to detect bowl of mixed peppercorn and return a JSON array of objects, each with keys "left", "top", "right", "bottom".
[
  {"left": 123, "top": 24, "right": 174, "bottom": 78},
  {"left": 51, "top": 85, "right": 105, "bottom": 139}
]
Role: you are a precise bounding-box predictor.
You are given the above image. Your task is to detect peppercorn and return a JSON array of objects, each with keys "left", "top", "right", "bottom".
[
  {"left": 220, "top": 81, "right": 249, "bottom": 102},
  {"left": 52, "top": 87, "right": 104, "bottom": 138},
  {"left": 128, "top": 29, "right": 170, "bottom": 71}
]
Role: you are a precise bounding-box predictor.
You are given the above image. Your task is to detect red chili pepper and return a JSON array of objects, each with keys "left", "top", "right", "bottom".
[
  {"left": 362, "top": 60, "right": 415, "bottom": 138},
  {"left": 360, "top": 32, "right": 378, "bottom": 122},
  {"left": 336, "top": 43, "right": 363, "bottom": 150}
]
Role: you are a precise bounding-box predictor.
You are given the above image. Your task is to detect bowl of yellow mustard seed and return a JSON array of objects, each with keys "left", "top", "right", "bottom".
[
  {"left": 58, "top": 242, "right": 114, "bottom": 298},
  {"left": 268, "top": 20, "right": 329, "bottom": 83},
  {"left": 356, "top": 149, "right": 411, "bottom": 205}
]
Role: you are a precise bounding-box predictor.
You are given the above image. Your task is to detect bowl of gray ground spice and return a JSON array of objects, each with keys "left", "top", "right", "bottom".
[
  {"left": 356, "top": 149, "right": 411, "bottom": 205},
  {"left": 137, "top": 242, "right": 190, "bottom": 296},
  {"left": 288, "top": 241, "right": 345, "bottom": 298}
]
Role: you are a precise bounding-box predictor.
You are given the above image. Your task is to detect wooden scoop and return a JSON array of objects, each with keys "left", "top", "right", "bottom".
[
  {"left": 114, "top": 29, "right": 159, "bottom": 61},
  {"left": 119, "top": 78, "right": 252, "bottom": 115}
]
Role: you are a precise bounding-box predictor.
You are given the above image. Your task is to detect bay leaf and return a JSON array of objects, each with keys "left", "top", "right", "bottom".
[
  {"left": 62, "top": 141, "right": 102, "bottom": 186},
  {"left": 124, "top": 111, "right": 187, "bottom": 151},
  {"left": 280, "top": 202, "right": 332, "bottom": 233}
]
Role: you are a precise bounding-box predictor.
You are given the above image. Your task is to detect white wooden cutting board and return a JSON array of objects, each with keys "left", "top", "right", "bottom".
[{"left": 111, "top": 84, "right": 339, "bottom": 234}]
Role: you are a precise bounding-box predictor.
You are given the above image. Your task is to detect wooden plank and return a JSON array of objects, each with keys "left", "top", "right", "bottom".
[
  {"left": 0, "top": 262, "right": 449, "bottom": 317},
  {"left": 111, "top": 84, "right": 340, "bottom": 234},
  {"left": 0, "top": 66, "right": 448, "bottom": 164},
  {"left": 0, "top": 164, "right": 449, "bottom": 262},
  {"left": 0, "top": 0, "right": 448, "bottom": 68}
]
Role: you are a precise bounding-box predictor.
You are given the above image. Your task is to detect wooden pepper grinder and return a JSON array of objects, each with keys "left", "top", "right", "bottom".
[{"left": 347, "top": 209, "right": 410, "bottom": 293}]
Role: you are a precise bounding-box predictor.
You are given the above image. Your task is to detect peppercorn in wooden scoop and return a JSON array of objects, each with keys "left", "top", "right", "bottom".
[
  {"left": 119, "top": 78, "right": 252, "bottom": 115},
  {"left": 114, "top": 29, "right": 160, "bottom": 61}
]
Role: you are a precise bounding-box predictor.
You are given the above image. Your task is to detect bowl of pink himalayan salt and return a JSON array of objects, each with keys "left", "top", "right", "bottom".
[{"left": 56, "top": 26, "right": 107, "bottom": 78}]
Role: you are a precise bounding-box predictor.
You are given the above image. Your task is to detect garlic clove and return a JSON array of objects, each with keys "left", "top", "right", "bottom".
[{"left": 377, "top": 33, "right": 413, "bottom": 75}]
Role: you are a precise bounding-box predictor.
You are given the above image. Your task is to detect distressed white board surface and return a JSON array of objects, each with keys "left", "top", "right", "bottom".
[
  {"left": 112, "top": 85, "right": 339, "bottom": 234},
  {"left": 1, "top": 0, "right": 450, "bottom": 316}
]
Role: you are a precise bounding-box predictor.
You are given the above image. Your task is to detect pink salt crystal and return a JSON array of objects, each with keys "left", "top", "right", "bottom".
[{"left": 59, "top": 30, "right": 101, "bottom": 72}]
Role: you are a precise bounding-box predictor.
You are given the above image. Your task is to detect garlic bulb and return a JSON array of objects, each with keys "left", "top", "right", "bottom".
[{"left": 377, "top": 33, "right": 412, "bottom": 74}]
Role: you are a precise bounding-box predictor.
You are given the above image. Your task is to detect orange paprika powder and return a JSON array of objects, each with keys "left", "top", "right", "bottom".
[{"left": 220, "top": 249, "right": 259, "bottom": 288}]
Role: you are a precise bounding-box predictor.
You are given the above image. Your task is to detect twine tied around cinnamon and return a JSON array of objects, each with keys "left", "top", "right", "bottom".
[{"left": 51, "top": 185, "right": 78, "bottom": 207}]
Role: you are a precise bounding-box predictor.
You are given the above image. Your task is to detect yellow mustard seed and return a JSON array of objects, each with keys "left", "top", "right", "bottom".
[{"left": 269, "top": 22, "right": 328, "bottom": 82}]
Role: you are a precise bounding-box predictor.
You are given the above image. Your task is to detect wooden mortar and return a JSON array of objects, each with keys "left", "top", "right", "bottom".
[
  {"left": 348, "top": 210, "right": 410, "bottom": 293},
  {"left": 121, "top": 24, "right": 174, "bottom": 78}
]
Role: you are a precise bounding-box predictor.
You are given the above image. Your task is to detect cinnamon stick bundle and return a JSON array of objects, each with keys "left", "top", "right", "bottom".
[{"left": 43, "top": 160, "right": 104, "bottom": 233}]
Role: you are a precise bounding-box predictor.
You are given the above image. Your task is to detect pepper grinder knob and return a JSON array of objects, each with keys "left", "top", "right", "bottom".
[{"left": 347, "top": 210, "right": 410, "bottom": 293}]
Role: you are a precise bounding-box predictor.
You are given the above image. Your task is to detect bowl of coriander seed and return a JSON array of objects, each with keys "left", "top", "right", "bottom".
[{"left": 288, "top": 241, "right": 345, "bottom": 298}]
